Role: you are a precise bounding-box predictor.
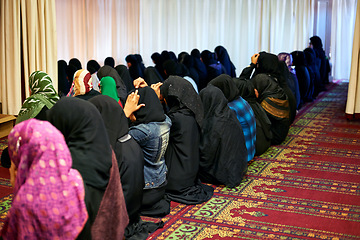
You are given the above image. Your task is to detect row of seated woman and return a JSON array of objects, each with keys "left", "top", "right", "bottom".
[{"left": 1, "top": 41, "right": 330, "bottom": 239}]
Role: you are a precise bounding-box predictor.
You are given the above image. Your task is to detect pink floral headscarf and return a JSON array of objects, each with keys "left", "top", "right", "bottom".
[{"left": 1, "top": 119, "right": 88, "bottom": 240}]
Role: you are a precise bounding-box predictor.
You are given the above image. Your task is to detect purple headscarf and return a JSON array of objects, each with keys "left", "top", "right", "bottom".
[{"left": 1, "top": 119, "right": 88, "bottom": 240}]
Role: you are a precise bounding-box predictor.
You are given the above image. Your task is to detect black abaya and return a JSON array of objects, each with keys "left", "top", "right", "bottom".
[
  {"left": 199, "top": 85, "right": 248, "bottom": 188},
  {"left": 160, "top": 76, "right": 214, "bottom": 204},
  {"left": 89, "top": 95, "right": 144, "bottom": 224}
]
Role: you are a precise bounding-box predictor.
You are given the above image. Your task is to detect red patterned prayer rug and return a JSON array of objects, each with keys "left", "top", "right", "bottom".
[
  {"left": 147, "top": 80, "right": 360, "bottom": 240},
  {"left": 0, "top": 137, "right": 12, "bottom": 230}
]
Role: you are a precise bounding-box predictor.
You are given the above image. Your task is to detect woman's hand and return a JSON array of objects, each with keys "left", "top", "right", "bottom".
[
  {"left": 133, "top": 78, "right": 148, "bottom": 88},
  {"left": 251, "top": 53, "right": 260, "bottom": 65},
  {"left": 151, "top": 82, "right": 163, "bottom": 99},
  {"left": 123, "top": 89, "right": 145, "bottom": 119}
]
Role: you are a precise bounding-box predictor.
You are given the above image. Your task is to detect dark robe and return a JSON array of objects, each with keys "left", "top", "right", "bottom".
[
  {"left": 160, "top": 76, "right": 214, "bottom": 204},
  {"left": 89, "top": 95, "right": 144, "bottom": 223},
  {"left": 291, "top": 51, "right": 313, "bottom": 103},
  {"left": 144, "top": 66, "right": 164, "bottom": 85},
  {"left": 278, "top": 52, "right": 301, "bottom": 109},
  {"left": 58, "top": 60, "right": 70, "bottom": 97},
  {"left": 89, "top": 95, "right": 163, "bottom": 240},
  {"left": 115, "top": 64, "right": 135, "bottom": 93},
  {"left": 182, "top": 55, "right": 200, "bottom": 85},
  {"left": 199, "top": 85, "right": 248, "bottom": 188},
  {"left": 200, "top": 50, "right": 227, "bottom": 90},
  {"left": 151, "top": 52, "right": 167, "bottom": 80},
  {"left": 278, "top": 62, "right": 298, "bottom": 124},
  {"left": 252, "top": 74, "right": 290, "bottom": 145},
  {"left": 75, "top": 89, "right": 101, "bottom": 100},
  {"left": 46, "top": 97, "right": 128, "bottom": 240},
  {"left": 126, "top": 54, "right": 145, "bottom": 80},
  {"left": 191, "top": 49, "right": 208, "bottom": 88},
  {"left": 214, "top": 45, "right": 236, "bottom": 77},
  {"left": 232, "top": 77, "right": 272, "bottom": 155},
  {"left": 310, "top": 36, "right": 329, "bottom": 85},
  {"left": 255, "top": 52, "right": 296, "bottom": 124},
  {"left": 304, "top": 47, "right": 324, "bottom": 97}
]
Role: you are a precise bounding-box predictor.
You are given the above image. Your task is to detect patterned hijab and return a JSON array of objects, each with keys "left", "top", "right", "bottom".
[
  {"left": 67, "top": 69, "right": 93, "bottom": 97},
  {"left": 1, "top": 119, "right": 88, "bottom": 239},
  {"left": 16, "top": 71, "right": 59, "bottom": 124}
]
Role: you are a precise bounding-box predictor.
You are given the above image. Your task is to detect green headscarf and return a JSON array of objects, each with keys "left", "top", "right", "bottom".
[
  {"left": 16, "top": 71, "right": 59, "bottom": 124},
  {"left": 100, "top": 76, "right": 120, "bottom": 102}
]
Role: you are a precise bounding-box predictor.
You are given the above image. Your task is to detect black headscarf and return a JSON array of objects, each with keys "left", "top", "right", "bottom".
[
  {"left": 115, "top": 64, "right": 135, "bottom": 92},
  {"left": 200, "top": 50, "right": 217, "bottom": 66},
  {"left": 130, "top": 86, "right": 166, "bottom": 125},
  {"left": 251, "top": 73, "right": 287, "bottom": 102},
  {"left": 151, "top": 52, "right": 167, "bottom": 80},
  {"left": 208, "top": 74, "right": 240, "bottom": 102},
  {"left": 144, "top": 66, "right": 163, "bottom": 85},
  {"left": 58, "top": 60, "right": 70, "bottom": 97},
  {"left": 191, "top": 49, "right": 208, "bottom": 85},
  {"left": 255, "top": 52, "right": 282, "bottom": 80},
  {"left": 46, "top": 97, "right": 112, "bottom": 191},
  {"left": 163, "top": 59, "right": 182, "bottom": 76},
  {"left": 291, "top": 51, "right": 307, "bottom": 66},
  {"left": 97, "top": 65, "right": 127, "bottom": 103},
  {"left": 160, "top": 76, "right": 203, "bottom": 127},
  {"left": 304, "top": 48, "right": 316, "bottom": 66},
  {"left": 161, "top": 51, "right": 171, "bottom": 61},
  {"left": 69, "top": 58, "right": 82, "bottom": 70},
  {"left": 89, "top": 95, "right": 128, "bottom": 149},
  {"left": 104, "top": 57, "right": 115, "bottom": 68},
  {"left": 233, "top": 77, "right": 273, "bottom": 140},
  {"left": 214, "top": 45, "right": 236, "bottom": 77},
  {"left": 125, "top": 54, "right": 144, "bottom": 80},
  {"left": 310, "top": 36, "right": 323, "bottom": 49},
  {"left": 190, "top": 49, "right": 201, "bottom": 58},
  {"left": 66, "top": 64, "right": 77, "bottom": 85},
  {"left": 199, "top": 85, "right": 247, "bottom": 187},
  {"left": 182, "top": 55, "right": 200, "bottom": 84},
  {"left": 87, "top": 60, "right": 101, "bottom": 74}
]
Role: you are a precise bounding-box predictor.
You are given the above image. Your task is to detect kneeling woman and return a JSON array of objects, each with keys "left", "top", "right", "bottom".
[
  {"left": 47, "top": 97, "right": 128, "bottom": 239},
  {"left": 199, "top": 85, "right": 248, "bottom": 188},
  {"left": 160, "top": 76, "right": 214, "bottom": 204},
  {"left": 127, "top": 87, "right": 172, "bottom": 217},
  {"left": 252, "top": 73, "right": 290, "bottom": 145},
  {"left": 1, "top": 119, "right": 88, "bottom": 239}
]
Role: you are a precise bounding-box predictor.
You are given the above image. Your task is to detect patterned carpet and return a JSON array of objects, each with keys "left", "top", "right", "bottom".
[
  {"left": 1, "top": 80, "right": 360, "bottom": 239},
  {"left": 146, "top": 80, "right": 360, "bottom": 240}
]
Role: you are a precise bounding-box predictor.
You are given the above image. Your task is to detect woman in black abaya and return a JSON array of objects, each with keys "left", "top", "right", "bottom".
[
  {"left": 160, "top": 76, "right": 214, "bottom": 204},
  {"left": 232, "top": 77, "right": 272, "bottom": 156},
  {"left": 47, "top": 97, "right": 128, "bottom": 240},
  {"left": 89, "top": 95, "right": 163, "bottom": 239},
  {"left": 255, "top": 52, "right": 297, "bottom": 124},
  {"left": 115, "top": 64, "right": 135, "bottom": 92},
  {"left": 251, "top": 73, "right": 290, "bottom": 145},
  {"left": 199, "top": 85, "right": 248, "bottom": 188},
  {"left": 214, "top": 45, "right": 236, "bottom": 77}
]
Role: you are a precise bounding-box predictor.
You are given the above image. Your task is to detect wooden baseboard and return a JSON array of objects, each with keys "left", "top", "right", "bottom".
[{"left": 0, "top": 114, "right": 16, "bottom": 138}]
